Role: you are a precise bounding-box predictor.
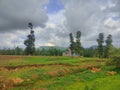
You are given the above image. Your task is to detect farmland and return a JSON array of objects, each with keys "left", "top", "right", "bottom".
[{"left": 0, "top": 55, "right": 120, "bottom": 90}]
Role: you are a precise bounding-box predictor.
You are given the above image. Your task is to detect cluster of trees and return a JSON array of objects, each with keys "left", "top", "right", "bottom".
[
  {"left": 35, "top": 48, "right": 65, "bottom": 56},
  {"left": 0, "top": 22, "right": 65, "bottom": 56},
  {"left": 69, "top": 31, "right": 97, "bottom": 57},
  {"left": 23, "top": 23, "right": 65, "bottom": 56},
  {"left": 0, "top": 47, "right": 65, "bottom": 56},
  {"left": 97, "top": 33, "right": 113, "bottom": 58},
  {"left": 83, "top": 47, "right": 97, "bottom": 57},
  {"left": 69, "top": 31, "right": 82, "bottom": 56},
  {"left": 69, "top": 31, "right": 116, "bottom": 58},
  {"left": 0, "top": 47, "right": 24, "bottom": 55},
  {"left": 0, "top": 22, "right": 119, "bottom": 58}
]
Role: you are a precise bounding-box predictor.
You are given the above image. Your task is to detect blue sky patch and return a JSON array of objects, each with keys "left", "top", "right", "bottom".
[{"left": 46, "top": 0, "right": 64, "bottom": 13}]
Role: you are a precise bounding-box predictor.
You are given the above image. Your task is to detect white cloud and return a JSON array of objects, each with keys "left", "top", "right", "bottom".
[
  {"left": 62, "top": 0, "right": 120, "bottom": 47},
  {"left": 0, "top": 0, "right": 120, "bottom": 49},
  {"left": 104, "top": 17, "right": 118, "bottom": 28},
  {"left": 0, "top": 30, "right": 28, "bottom": 49},
  {"left": 29, "top": 10, "right": 68, "bottom": 48}
]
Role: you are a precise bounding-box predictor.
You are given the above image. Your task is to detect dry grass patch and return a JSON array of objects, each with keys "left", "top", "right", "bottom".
[
  {"left": 107, "top": 71, "right": 117, "bottom": 75},
  {"left": 0, "top": 55, "right": 24, "bottom": 60},
  {"left": 0, "top": 67, "right": 8, "bottom": 71},
  {"left": 11, "top": 78, "right": 24, "bottom": 85},
  {"left": 33, "top": 88, "right": 48, "bottom": 90},
  {"left": 91, "top": 67, "right": 101, "bottom": 73},
  {"left": 44, "top": 68, "right": 71, "bottom": 77},
  {"left": 31, "top": 74, "right": 39, "bottom": 80}
]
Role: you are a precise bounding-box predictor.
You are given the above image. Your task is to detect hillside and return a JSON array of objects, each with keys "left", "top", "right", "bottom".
[{"left": 39, "top": 46, "right": 67, "bottom": 50}]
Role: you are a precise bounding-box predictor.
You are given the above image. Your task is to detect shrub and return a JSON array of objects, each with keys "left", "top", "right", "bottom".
[{"left": 112, "top": 56, "right": 120, "bottom": 69}]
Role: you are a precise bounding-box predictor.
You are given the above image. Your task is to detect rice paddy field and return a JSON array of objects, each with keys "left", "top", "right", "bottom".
[{"left": 0, "top": 55, "right": 120, "bottom": 90}]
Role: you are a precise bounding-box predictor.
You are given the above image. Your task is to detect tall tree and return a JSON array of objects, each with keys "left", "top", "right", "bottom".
[
  {"left": 24, "top": 22, "right": 35, "bottom": 55},
  {"left": 105, "top": 34, "right": 113, "bottom": 58},
  {"left": 97, "top": 33, "right": 104, "bottom": 58},
  {"left": 69, "top": 33, "right": 75, "bottom": 56},
  {"left": 75, "top": 31, "right": 82, "bottom": 56}
]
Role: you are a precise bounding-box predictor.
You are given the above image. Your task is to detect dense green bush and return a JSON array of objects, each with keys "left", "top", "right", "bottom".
[
  {"left": 112, "top": 56, "right": 120, "bottom": 69},
  {"left": 106, "top": 55, "right": 120, "bottom": 69}
]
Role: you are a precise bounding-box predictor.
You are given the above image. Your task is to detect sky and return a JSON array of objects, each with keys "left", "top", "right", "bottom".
[{"left": 0, "top": 0, "right": 120, "bottom": 49}]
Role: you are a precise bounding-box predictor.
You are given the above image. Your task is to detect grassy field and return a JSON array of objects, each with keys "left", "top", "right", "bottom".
[{"left": 0, "top": 55, "right": 119, "bottom": 90}]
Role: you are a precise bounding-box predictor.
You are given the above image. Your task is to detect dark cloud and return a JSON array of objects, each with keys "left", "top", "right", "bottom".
[{"left": 0, "top": 0, "right": 48, "bottom": 32}]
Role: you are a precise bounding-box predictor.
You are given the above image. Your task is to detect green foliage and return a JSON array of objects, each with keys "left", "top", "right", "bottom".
[
  {"left": 75, "top": 31, "right": 82, "bottom": 56},
  {"left": 97, "top": 33, "right": 104, "bottom": 58},
  {"left": 104, "top": 34, "right": 113, "bottom": 58},
  {"left": 35, "top": 47, "right": 65, "bottom": 56},
  {"left": 109, "top": 47, "right": 120, "bottom": 57},
  {"left": 24, "top": 22, "right": 35, "bottom": 55},
  {"left": 111, "top": 55, "right": 120, "bottom": 69},
  {"left": 84, "top": 85, "right": 89, "bottom": 90},
  {"left": 28, "top": 22, "right": 33, "bottom": 30},
  {"left": 69, "top": 33, "right": 75, "bottom": 56},
  {"left": 0, "top": 47, "right": 24, "bottom": 55},
  {"left": 0, "top": 56, "right": 120, "bottom": 90},
  {"left": 14, "top": 47, "right": 24, "bottom": 55},
  {"left": 69, "top": 31, "right": 83, "bottom": 56},
  {"left": 0, "top": 47, "right": 65, "bottom": 56},
  {"left": 83, "top": 48, "right": 97, "bottom": 57}
]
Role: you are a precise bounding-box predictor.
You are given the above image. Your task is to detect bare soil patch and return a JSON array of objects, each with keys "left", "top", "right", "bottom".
[
  {"left": 0, "top": 63, "right": 76, "bottom": 71},
  {"left": 107, "top": 71, "right": 117, "bottom": 75},
  {"left": 0, "top": 55, "right": 24, "bottom": 60}
]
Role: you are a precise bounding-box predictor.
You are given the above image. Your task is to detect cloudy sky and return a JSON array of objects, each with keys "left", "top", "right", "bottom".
[{"left": 0, "top": 0, "right": 120, "bottom": 49}]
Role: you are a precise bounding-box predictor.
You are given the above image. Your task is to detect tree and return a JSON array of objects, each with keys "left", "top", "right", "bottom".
[
  {"left": 75, "top": 31, "right": 82, "bottom": 56},
  {"left": 14, "top": 46, "right": 23, "bottom": 55},
  {"left": 97, "top": 33, "right": 104, "bottom": 58},
  {"left": 69, "top": 33, "right": 75, "bottom": 56},
  {"left": 24, "top": 22, "right": 35, "bottom": 55},
  {"left": 83, "top": 48, "right": 97, "bottom": 57},
  {"left": 105, "top": 34, "right": 113, "bottom": 58}
]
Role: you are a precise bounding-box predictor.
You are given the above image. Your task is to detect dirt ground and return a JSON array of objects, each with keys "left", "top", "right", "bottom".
[{"left": 0, "top": 55, "right": 25, "bottom": 60}]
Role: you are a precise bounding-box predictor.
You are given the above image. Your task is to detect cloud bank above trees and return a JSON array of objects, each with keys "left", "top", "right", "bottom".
[
  {"left": 63, "top": 0, "right": 120, "bottom": 47},
  {"left": 0, "top": 0, "right": 120, "bottom": 48}
]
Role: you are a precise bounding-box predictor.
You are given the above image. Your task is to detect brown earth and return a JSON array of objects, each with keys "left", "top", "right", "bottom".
[
  {"left": 0, "top": 63, "right": 76, "bottom": 71},
  {"left": 91, "top": 67, "right": 101, "bottom": 73},
  {"left": 33, "top": 88, "right": 48, "bottom": 90},
  {"left": 107, "top": 71, "right": 117, "bottom": 75},
  {"left": 11, "top": 78, "right": 24, "bottom": 85},
  {"left": 0, "top": 55, "right": 52, "bottom": 61},
  {"left": 0, "top": 55, "right": 24, "bottom": 60}
]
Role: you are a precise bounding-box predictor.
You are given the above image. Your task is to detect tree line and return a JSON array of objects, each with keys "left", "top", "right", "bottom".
[
  {"left": 0, "top": 46, "right": 65, "bottom": 56},
  {"left": 69, "top": 31, "right": 118, "bottom": 58},
  {"left": 0, "top": 23, "right": 65, "bottom": 56},
  {"left": 0, "top": 22, "right": 119, "bottom": 58}
]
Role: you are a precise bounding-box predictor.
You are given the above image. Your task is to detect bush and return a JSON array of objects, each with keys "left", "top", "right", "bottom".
[{"left": 110, "top": 56, "right": 120, "bottom": 69}]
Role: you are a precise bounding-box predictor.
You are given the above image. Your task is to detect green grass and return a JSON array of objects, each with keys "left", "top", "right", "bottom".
[
  {"left": 65, "top": 75, "right": 120, "bottom": 90},
  {"left": 0, "top": 56, "right": 120, "bottom": 90}
]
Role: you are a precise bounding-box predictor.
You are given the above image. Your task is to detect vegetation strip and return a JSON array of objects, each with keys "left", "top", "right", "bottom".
[{"left": 1, "top": 63, "right": 78, "bottom": 70}]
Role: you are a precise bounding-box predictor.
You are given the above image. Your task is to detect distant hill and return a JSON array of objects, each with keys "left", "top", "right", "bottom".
[
  {"left": 38, "top": 46, "right": 67, "bottom": 50},
  {"left": 89, "top": 45, "right": 106, "bottom": 49},
  {"left": 90, "top": 45, "right": 98, "bottom": 49}
]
